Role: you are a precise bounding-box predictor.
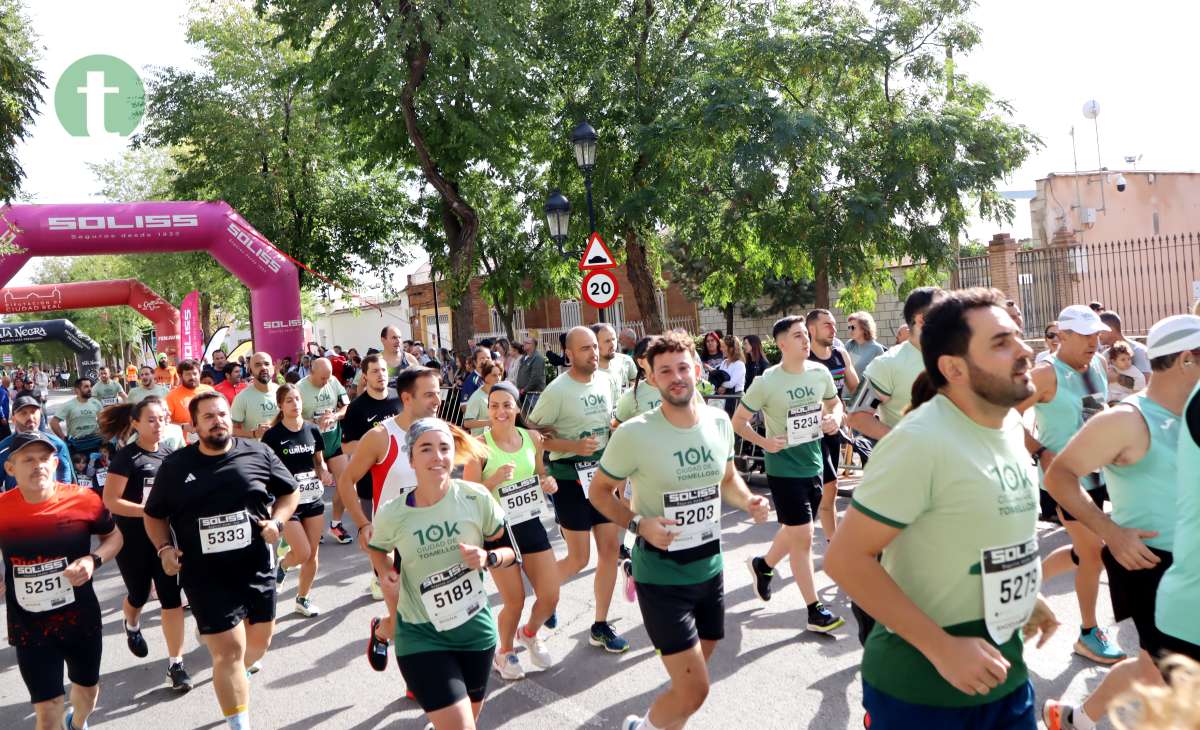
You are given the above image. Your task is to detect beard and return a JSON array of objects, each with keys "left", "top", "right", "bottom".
[
  {"left": 967, "top": 357, "right": 1034, "bottom": 409},
  {"left": 200, "top": 429, "right": 231, "bottom": 450},
  {"left": 661, "top": 380, "right": 695, "bottom": 407},
  {"left": 255, "top": 370, "right": 272, "bottom": 385}
]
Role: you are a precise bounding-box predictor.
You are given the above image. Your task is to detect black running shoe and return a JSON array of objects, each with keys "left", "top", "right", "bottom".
[
  {"left": 167, "top": 662, "right": 193, "bottom": 692},
  {"left": 748, "top": 556, "right": 774, "bottom": 602},
  {"left": 806, "top": 603, "right": 846, "bottom": 633},
  {"left": 367, "top": 617, "right": 390, "bottom": 672},
  {"left": 126, "top": 626, "right": 149, "bottom": 658}
]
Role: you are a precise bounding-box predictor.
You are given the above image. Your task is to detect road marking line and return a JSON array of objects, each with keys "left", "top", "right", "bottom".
[{"left": 506, "top": 676, "right": 607, "bottom": 727}]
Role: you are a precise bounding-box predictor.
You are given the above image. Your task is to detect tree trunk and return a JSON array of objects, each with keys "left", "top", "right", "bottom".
[
  {"left": 199, "top": 292, "right": 213, "bottom": 343},
  {"left": 814, "top": 256, "right": 831, "bottom": 309},
  {"left": 624, "top": 228, "right": 664, "bottom": 334},
  {"left": 724, "top": 302, "right": 734, "bottom": 335}
]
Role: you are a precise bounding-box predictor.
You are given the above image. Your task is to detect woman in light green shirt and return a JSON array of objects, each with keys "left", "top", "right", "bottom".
[
  {"left": 367, "top": 417, "right": 517, "bottom": 724},
  {"left": 462, "top": 359, "right": 503, "bottom": 435}
]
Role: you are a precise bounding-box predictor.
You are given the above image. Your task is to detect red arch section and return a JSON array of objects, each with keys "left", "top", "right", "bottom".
[{"left": 0, "top": 279, "right": 181, "bottom": 360}]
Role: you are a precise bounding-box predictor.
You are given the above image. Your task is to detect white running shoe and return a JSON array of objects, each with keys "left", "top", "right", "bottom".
[
  {"left": 369, "top": 576, "right": 384, "bottom": 601},
  {"left": 294, "top": 596, "right": 320, "bottom": 617},
  {"left": 622, "top": 715, "right": 643, "bottom": 730},
  {"left": 493, "top": 651, "right": 525, "bottom": 680},
  {"left": 517, "top": 629, "right": 553, "bottom": 669}
]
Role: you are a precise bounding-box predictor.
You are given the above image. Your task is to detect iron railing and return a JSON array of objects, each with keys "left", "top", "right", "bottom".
[
  {"left": 953, "top": 254, "right": 992, "bottom": 289},
  {"left": 1015, "top": 234, "right": 1200, "bottom": 336}
]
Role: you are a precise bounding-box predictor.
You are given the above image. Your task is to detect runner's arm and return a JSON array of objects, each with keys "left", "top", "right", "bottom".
[
  {"left": 823, "top": 395, "right": 844, "bottom": 419},
  {"left": 50, "top": 415, "right": 66, "bottom": 440},
  {"left": 143, "top": 514, "right": 173, "bottom": 554},
  {"left": 1018, "top": 364, "right": 1056, "bottom": 455},
  {"left": 838, "top": 346, "right": 861, "bottom": 394},
  {"left": 338, "top": 427, "right": 383, "bottom": 530},
  {"left": 1044, "top": 408, "right": 1162, "bottom": 569},
  {"left": 588, "top": 469, "right": 634, "bottom": 528},
  {"left": 101, "top": 473, "right": 143, "bottom": 519},
  {"left": 846, "top": 381, "right": 890, "bottom": 440},
  {"left": 527, "top": 419, "right": 589, "bottom": 456},
  {"left": 732, "top": 403, "right": 773, "bottom": 450}
]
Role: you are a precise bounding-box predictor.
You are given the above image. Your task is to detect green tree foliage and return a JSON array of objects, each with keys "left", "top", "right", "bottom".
[
  {"left": 136, "top": 0, "right": 414, "bottom": 297},
  {"left": 260, "top": 0, "right": 548, "bottom": 351},
  {"left": 0, "top": 0, "right": 42, "bottom": 203}
]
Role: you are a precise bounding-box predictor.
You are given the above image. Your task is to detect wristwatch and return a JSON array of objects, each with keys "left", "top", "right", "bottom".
[
  {"left": 89, "top": 552, "right": 103, "bottom": 569},
  {"left": 628, "top": 515, "right": 642, "bottom": 537},
  {"left": 1031, "top": 446, "right": 1048, "bottom": 465},
  {"left": 486, "top": 550, "right": 500, "bottom": 569}
]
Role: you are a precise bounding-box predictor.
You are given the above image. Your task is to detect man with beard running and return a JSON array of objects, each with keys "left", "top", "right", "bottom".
[
  {"left": 805, "top": 309, "right": 859, "bottom": 540},
  {"left": 337, "top": 367, "right": 444, "bottom": 671},
  {"left": 144, "top": 392, "right": 298, "bottom": 730},
  {"left": 1041, "top": 315, "right": 1200, "bottom": 730},
  {"left": 128, "top": 366, "right": 169, "bottom": 405},
  {"left": 93, "top": 366, "right": 127, "bottom": 406},
  {"left": 593, "top": 323, "right": 637, "bottom": 393},
  {"left": 528, "top": 326, "right": 628, "bottom": 653},
  {"left": 589, "top": 332, "right": 770, "bottom": 730},
  {"left": 333, "top": 354, "right": 402, "bottom": 547},
  {"left": 165, "top": 361, "right": 214, "bottom": 443},
  {"left": 51, "top": 377, "right": 104, "bottom": 458},
  {"left": 231, "top": 353, "right": 279, "bottom": 440},
  {"left": 827, "top": 288, "right": 1058, "bottom": 729},
  {"left": 1017, "top": 305, "right": 1124, "bottom": 665}
]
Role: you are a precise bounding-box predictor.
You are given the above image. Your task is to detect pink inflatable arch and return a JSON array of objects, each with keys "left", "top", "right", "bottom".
[
  {"left": 0, "top": 279, "right": 181, "bottom": 360},
  {"left": 0, "top": 202, "right": 302, "bottom": 362}
]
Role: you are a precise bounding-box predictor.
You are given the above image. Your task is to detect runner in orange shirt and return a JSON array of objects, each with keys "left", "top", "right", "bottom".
[{"left": 164, "top": 360, "right": 213, "bottom": 442}]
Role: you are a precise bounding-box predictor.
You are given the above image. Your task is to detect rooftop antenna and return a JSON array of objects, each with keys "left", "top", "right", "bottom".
[{"left": 1083, "top": 100, "right": 1107, "bottom": 214}]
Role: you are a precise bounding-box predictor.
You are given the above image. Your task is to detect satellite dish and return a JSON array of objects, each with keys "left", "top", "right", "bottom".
[{"left": 1083, "top": 100, "right": 1100, "bottom": 119}]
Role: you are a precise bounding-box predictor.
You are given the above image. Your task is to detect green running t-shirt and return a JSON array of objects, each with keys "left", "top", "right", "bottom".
[
  {"left": 1033, "top": 354, "right": 1108, "bottom": 491},
  {"left": 230, "top": 384, "right": 279, "bottom": 433},
  {"left": 600, "top": 404, "right": 734, "bottom": 585},
  {"left": 368, "top": 479, "right": 505, "bottom": 655},
  {"left": 55, "top": 398, "right": 103, "bottom": 439},
  {"left": 851, "top": 394, "right": 1038, "bottom": 707},
  {"left": 127, "top": 384, "right": 169, "bottom": 405},
  {"left": 528, "top": 369, "right": 618, "bottom": 480},
  {"left": 861, "top": 340, "right": 925, "bottom": 428},
  {"left": 92, "top": 381, "right": 125, "bottom": 406},
  {"left": 739, "top": 361, "right": 837, "bottom": 478},
  {"left": 614, "top": 380, "right": 662, "bottom": 423},
  {"left": 297, "top": 376, "right": 348, "bottom": 453},
  {"left": 1104, "top": 393, "right": 1180, "bottom": 551},
  {"left": 1156, "top": 382, "right": 1200, "bottom": 645}
]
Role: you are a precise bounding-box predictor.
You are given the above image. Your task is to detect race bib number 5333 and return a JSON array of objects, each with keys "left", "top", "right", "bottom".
[
  {"left": 198, "top": 510, "right": 252, "bottom": 554},
  {"left": 981, "top": 538, "right": 1041, "bottom": 644}
]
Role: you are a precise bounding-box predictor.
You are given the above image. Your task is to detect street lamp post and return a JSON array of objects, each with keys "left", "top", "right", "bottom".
[{"left": 544, "top": 120, "right": 606, "bottom": 323}]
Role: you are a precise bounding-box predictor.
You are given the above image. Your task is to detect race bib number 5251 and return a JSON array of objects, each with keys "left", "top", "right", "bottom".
[{"left": 13, "top": 558, "right": 74, "bottom": 613}]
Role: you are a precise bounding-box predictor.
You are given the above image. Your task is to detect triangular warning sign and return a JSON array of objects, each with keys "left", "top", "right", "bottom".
[{"left": 578, "top": 232, "right": 616, "bottom": 271}]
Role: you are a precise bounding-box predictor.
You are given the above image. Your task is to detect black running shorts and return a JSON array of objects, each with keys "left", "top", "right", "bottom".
[
  {"left": 397, "top": 647, "right": 495, "bottom": 712},
  {"left": 549, "top": 478, "right": 610, "bottom": 532},
  {"left": 636, "top": 572, "right": 725, "bottom": 655},
  {"left": 484, "top": 518, "right": 552, "bottom": 556},
  {"left": 766, "top": 475, "right": 822, "bottom": 526},
  {"left": 820, "top": 432, "right": 842, "bottom": 484},
  {"left": 1102, "top": 545, "right": 1174, "bottom": 655},
  {"left": 1053, "top": 484, "right": 1108, "bottom": 523},
  {"left": 291, "top": 499, "right": 325, "bottom": 522},
  {"left": 16, "top": 632, "right": 103, "bottom": 703},
  {"left": 115, "top": 528, "right": 183, "bottom": 610},
  {"left": 185, "top": 577, "right": 277, "bottom": 635}
]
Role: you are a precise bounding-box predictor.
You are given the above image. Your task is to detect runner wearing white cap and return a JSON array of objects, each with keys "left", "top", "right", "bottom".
[
  {"left": 1041, "top": 315, "right": 1200, "bottom": 730},
  {"left": 1017, "top": 304, "right": 1123, "bottom": 665}
]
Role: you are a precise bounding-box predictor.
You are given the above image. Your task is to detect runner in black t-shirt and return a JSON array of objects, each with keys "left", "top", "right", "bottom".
[
  {"left": 0, "top": 431, "right": 122, "bottom": 730},
  {"left": 339, "top": 354, "right": 402, "bottom": 538},
  {"left": 143, "top": 391, "right": 297, "bottom": 730},
  {"left": 805, "top": 309, "right": 860, "bottom": 541},
  {"left": 99, "top": 395, "right": 192, "bottom": 692},
  {"left": 261, "top": 383, "right": 331, "bottom": 618}
]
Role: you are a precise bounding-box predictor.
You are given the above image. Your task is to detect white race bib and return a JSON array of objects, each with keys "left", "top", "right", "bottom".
[
  {"left": 663, "top": 484, "right": 721, "bottom": 551},
  {"left": 316, "top": 410, "right": 337, "bottom": 434},
  {"left": 706, "top": 398, "right": 724, "bottom": 409},
  {"left": 786, "top": 404, "right": 822, "bottom": 446},
  {"left": 497, "top": 476, "right": 545, "bottom": 525},
  {"left": 296, "top": 470, "right": 323, "bottom": 504},
  {"left": 981, "top": 538, "right": 1041, "bottom": 644},
  {"left": 100, "top": 397, "right": 119, "bottom": 406},
  {"left": 199, "top": 510, "right": 252, "bottom": 554},
  {"left": 76, "top": 475, "right": 93, "bottom": 489},
  {"left": 140, "top": 476, "right": 155, "bottom": 506},
  {"left": 13, "top": 558, "right": 74, "bottom": 613},
  {"left": 576, "top": 461, "right": 599, "bottom": 498},
  {"left": 94, "top": 468, "right": 107, "bottom": 488},
  {"left": 419, "top": 563, "right": 487, "bottom": 632}
]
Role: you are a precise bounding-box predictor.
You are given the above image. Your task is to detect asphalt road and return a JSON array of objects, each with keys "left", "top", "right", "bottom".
[{"left": 2, "top": 393, "right": 1132, "bottom": 728}]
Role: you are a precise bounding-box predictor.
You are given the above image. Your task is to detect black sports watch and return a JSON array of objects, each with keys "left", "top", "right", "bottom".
[
  {"left": 1031, "top": 446, "right": 1048, "bottom": 465},
  {"left": 486, "top": 550, "right": 501, "bottom": 569},
  {"left": 89, "top": 552, "right": 103, "bottom": 569},
  {"left": 628, "top": 515, "right": 642, "bottom": 537}
]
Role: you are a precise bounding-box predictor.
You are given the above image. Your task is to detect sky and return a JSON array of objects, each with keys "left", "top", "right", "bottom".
[{"left": 9, "top": 0, "right": 1197, "bottom": 286}]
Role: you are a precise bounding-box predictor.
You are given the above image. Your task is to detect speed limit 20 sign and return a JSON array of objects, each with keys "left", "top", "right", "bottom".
[{"left": 581, "top": 270, "right": 619, "bottom": 309}]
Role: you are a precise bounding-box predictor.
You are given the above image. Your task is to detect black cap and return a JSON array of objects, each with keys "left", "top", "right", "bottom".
[
  {"left": 8, "top": 430, "right": 56, "bottom": 457},
  {"left": 12, "top": 394, "right": 41, "bottom": 412}
]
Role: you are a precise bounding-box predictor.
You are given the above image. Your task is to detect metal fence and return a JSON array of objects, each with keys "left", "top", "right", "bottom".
[
  {"left": 1015, "top": 234, "right": 1200, "bottom": 336},
  {"left": 953, "top": 254, "right": 992, "bottom": 289}
]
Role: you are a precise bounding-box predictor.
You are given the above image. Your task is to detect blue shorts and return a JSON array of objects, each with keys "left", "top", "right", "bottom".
[{"left": 863, "top": 680, "right": 1035, "bottom": 730}]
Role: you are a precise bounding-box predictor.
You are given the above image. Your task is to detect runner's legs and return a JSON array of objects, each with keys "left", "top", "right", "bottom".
[
  {"left": 203, "top": 623, "right": 251, "bottom": 717},
  {"left": 243, "top": 619, "right": 275, "bottom": 670},
  {"left": 764, "top": 523, "right": 819, "bottom": 604},
  {"left": 491, "top": 563, "right": 527, "bottom": 655},
  {"left": 592, "top": 522, "right": 620, "bottom": 623},
  {"left": 645, "top": 640, "right": 715, "bottom": 730},
  {"left": 522, "top": 551, "right": 561, "bottom": 634}
]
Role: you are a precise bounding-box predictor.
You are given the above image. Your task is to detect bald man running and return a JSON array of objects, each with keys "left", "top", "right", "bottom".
[
  {"left": 529, "top": 326, "right": 628, "bottom": 652},
  {"left": 231, "top": 353, "right": 279, "bottom": 440},
  {"left": 297, "top": 358, "right": 350, "bottom": 538}
]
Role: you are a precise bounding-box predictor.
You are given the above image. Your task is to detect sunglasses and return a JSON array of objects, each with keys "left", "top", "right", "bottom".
[
  {"left": 848, "top": 325, "right": 857, "bottom": 331},
  {"left": 1045, "top": 333, "right": 1058, "bottom": 340}
]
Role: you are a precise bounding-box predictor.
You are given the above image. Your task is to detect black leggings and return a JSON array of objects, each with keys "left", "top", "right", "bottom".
[
  {"left": 396, "top": 647, "right": 495, "bottom": 713},
  {"left": 116, "top": 526, "right": 183, "bottom": 610}
]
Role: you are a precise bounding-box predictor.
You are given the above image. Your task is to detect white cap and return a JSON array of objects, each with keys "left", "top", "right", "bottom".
[
  {"left": 1057, "top": 305, "right": 1111, "bottom": 336},
  {"left": 1146, "top": 315, "right": 1200, "bottom": 359}
]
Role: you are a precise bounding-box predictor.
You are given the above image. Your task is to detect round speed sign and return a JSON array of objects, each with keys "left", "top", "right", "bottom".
[{"left": 581, "top": 270, "right": 620, "bottom": 309}]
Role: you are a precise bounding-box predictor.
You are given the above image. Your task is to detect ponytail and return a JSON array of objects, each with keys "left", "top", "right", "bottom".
[
  {"left": 450, "top": 422, "right": 489, "bottom": 465},
  {"left": 98, "top": 402, "right": 137, "bottom": 442},
  {"left": 906, "top": 371, "right": 939, "bottom": 414}
]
